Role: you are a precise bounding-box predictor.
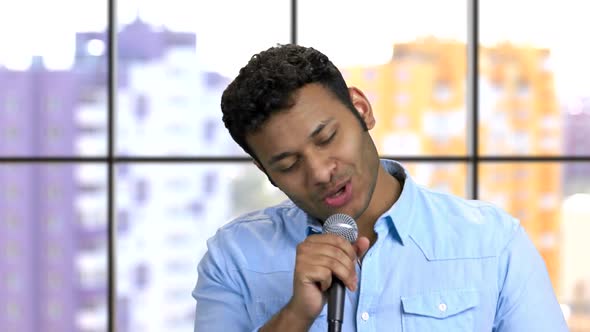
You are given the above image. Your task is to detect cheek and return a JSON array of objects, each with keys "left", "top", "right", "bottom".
[
  {"left": 352, "top": 137, "right": 378, "bottom": 187},
  {"left": 277, "top": 179, "right": 307, "bottom": 201},
  {"left": 341, "top": 135, "right": 369, "bottom": 170},
  {"left": 340, "top": 129, "right": 367, "bottom": 156}
]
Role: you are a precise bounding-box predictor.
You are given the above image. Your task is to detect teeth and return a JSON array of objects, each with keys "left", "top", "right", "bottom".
[{"left": 332, "top": 187, "right": 345, "bottom": 197}]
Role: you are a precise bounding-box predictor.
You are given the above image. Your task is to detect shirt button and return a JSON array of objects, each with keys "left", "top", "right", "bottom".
[
  {"left": 438, "top": 303, "right": 447, "bottom": 312},
  {"left": 361, "top": 312, "right": 370, "bottom": 321}
]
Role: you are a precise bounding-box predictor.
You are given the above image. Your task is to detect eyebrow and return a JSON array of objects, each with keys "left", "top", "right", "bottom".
[
  {"left": 309, "top": 118, "right": 334, "bottom": 138},
  {"left": 267, "top": 118, "right": 335, "bottom": 166}
]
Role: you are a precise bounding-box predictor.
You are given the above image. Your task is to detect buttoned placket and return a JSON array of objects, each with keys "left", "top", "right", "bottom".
[
  {"left": 356, "top": 247, "right": 375, "bottom": 331},
  {"left": 355, "top": 216, "right": 398, "bottom": 331}
]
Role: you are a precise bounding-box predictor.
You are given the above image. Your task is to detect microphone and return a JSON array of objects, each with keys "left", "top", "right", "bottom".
[{"left": 323, "top": 213, "right": 358, "bottom": 332}]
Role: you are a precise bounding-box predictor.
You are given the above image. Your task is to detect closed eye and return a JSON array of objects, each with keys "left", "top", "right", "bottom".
[
  {"left": 277, "top": 162, "right": 298, "bottom": 173},
  {"left": 318, "top": 131, "right": 337, "bottom": 146}
]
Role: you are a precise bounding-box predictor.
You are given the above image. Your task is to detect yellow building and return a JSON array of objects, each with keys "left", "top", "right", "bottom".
[
  {"left": 480, "top": 43, "right": 561, "bottom": 291},
  {"left": 343, "top": 38, "right": 562, "bottom": 290}
]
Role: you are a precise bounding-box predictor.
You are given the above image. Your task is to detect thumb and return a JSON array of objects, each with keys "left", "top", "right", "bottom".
[{"left": 353, "top": 236, "right": 370, "bottom": 259}]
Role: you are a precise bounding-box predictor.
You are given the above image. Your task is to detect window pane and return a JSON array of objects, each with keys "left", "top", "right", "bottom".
[
  {"left": 115, "top": 163, "right": 287, "bottom": 331},
  {"left": 0, "top": 0, "right": 107, "bottom": 157},
  {"left": 479, "top": 162, "right": 590, "bottom": 329},
  {"left": 299, "top": 0, "right": 468, "bottom": 156},
  {"left": 114, "top": 161, "right": 466, "bottom": 330},
  {"left": 0, "top": 164, "right": 108, "bottom": 332},
  {"left": 403, "top": 162, "right": 467, "bottom": 198},
  {"left": 480, "top": 0, "right": 590, "bottom": 156},
  {"left": 115, "top": 0, "right": 290, "bottom": 157}
]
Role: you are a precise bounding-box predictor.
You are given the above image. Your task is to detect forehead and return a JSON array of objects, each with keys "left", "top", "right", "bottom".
[
  {"left": 246, "top": 84, "right": 348, "bottom": 156},
  {"left": 264, "top": 83, "right": 347, "bottom": 129},
  {"left": 287, "top": 82, "right": 343, "bottom": 109}
]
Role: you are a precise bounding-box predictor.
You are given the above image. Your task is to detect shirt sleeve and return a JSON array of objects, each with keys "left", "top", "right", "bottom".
[
  {"left": 193, "top": 236, "right": 262, "bottom": 332},
  {"left": 493, "top": 225, "right": 569, "bottom": 331}
]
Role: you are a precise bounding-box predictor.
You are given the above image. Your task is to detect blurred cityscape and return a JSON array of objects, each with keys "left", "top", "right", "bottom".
[
  {"left": 1, "top": 19, "right": 590, "bottom": 331},
  {"left": 344, "top": 37, "right": 590, "bottom": 329},
  {"left": 0, "top": 18, "right": 248, "bottom": 332}
]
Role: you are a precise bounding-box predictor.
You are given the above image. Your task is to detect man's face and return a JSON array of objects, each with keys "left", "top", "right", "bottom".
[{"left": 246, "top": 83, "right": 380, "bottom": 222}]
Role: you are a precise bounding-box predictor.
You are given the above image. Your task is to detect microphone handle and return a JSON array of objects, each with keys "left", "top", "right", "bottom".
[
  {"left": 327, "top": 278, "right": 345, "bottom": 332},
  {"left": 328, "top": 321, "right": 342, "bottom": 332}
]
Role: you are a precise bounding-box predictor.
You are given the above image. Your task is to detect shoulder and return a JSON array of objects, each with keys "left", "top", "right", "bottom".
[
  {"left": 409, "top": 185, "right": 520, "bottom": 260},
  {"left": 215, "top": 200, "right": 299, "bottom": 239},
  {"left": 204, "top": 200, "right": 305, "bottom": 269}
]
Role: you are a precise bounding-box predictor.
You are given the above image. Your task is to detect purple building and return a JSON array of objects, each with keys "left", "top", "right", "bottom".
[
  {"left": 74, "top": 18, "right": 196, "bottom": 91},
  {"left": 0, "top": 163, "right": 37, "bottom": 332},
  {"left": 0, "top": 61, "right": 81, "bottom": 331},
  {"left": 1, "top": 18, "right": 200, "bottom": 332},
  {"left": 563, "top": 99, "right": 590, "bottom": 194}
]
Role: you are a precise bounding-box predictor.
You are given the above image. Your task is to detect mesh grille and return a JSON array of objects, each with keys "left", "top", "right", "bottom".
[{"left": 323, "top": 213, "right": 358, "bottom": 243}]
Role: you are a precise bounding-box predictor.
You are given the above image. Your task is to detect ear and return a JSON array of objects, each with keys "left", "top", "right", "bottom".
[{"left": 348, "top": 86, "right": 375, "bottom": 130}]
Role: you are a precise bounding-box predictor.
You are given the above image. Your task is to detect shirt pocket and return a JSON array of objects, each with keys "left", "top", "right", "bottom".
[{"left": 401, "top": 289, "right": 479, "bottom": 332}]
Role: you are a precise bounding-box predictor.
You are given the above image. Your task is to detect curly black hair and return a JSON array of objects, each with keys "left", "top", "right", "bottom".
[{"left": 220, "top": 44, "right": 367, "bottom": 159}]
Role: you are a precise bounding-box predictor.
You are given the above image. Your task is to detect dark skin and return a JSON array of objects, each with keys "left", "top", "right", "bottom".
[{"left": 247, "top": 83, "right": 402, "bottom": 331}]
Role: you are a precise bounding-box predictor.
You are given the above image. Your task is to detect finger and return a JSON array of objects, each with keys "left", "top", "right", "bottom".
[
  {"left": 298, "top": 240, "right": 357, "bottom": 277},
  {"left": 297, "top": 237, "right": 358, "bottom": 290},
  {"left": 318, "top": 274, "right": 332, "bottom": 292},
  {"left": 353, "top": 236, "right": 370, "bottom": 259},
  {"left": 299, "top": 254, "right": 357, "bottom": 291},
  {"left": 299, "top": 241, "right": 355, "bottom": 268},
  {"left": 306, "top": 234, "right": 357, "bottom": 261},
  {"left": 295, "top": 265, "right": 333, "bottom": 292}
]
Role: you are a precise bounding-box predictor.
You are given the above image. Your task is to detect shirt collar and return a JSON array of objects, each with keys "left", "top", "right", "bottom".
[
  {"left": 378, "top": 159, "right": 417, "bottom": 245},
  {"left": 304, "top": 159, "right": 416, "bottom": 245},
  {"left": 306, "top": 216, "right": 323, "bottom": 236}
]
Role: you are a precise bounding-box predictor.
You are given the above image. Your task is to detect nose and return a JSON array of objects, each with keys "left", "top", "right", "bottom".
[{"left": 305, "top": 153, "right": 335, "bottom": 185}]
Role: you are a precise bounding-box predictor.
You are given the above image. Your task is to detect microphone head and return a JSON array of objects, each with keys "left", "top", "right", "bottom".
[{"left": 323, "top": 213, "right": 358, "bottom": 243}]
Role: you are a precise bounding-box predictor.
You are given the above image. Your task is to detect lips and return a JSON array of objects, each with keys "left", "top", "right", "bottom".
[{"left": 323, "top": 181, "right": 353, "bottom": 208}]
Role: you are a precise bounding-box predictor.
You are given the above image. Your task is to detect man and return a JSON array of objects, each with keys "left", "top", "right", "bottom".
[{"left": 193, "top": 44, "right": 568, "bottom": 331}]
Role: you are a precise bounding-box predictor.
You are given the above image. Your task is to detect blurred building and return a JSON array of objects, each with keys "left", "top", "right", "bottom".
[
  {"left": 561, "top": 194, "right": 590, "bottom": 319},
  {"left": 564, "top": 98, "right": 590, "bottom": 193},
  {"left": 3, "top": 21, "right": 587, "bottom": 332},
  {"left": 78, "top": 19, "right": 237, "bottom": 332},
  {"left": 0, "top": 56, "right": 107, "bottom": 331},
  {"left": 480, "top": 43, "right": 561, "bottom": 291},
  {"left": 343, "top": 38, "right": 562, "bottom": 290},
  {"left": 342, "top": 37, "right": 467, "bottom": 196},
  {"left": 561, "top": 99, "right": 590, "bottom": 329},
  {"left": 0, "top": 18, "right": 235, "bottom": 332}
]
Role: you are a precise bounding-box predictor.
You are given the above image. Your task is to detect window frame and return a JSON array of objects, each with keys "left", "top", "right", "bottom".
[{"left": 1, "top": 1, "right": 590, "bottom": 331}]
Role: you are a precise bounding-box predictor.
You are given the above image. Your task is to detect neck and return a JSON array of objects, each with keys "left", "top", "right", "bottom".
[{"left": 356, "top": 165, "right": 402, "bottom": 246}]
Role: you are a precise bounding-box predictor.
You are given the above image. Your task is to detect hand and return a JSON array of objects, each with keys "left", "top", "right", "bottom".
[{"left": 285, "top": 234, "right": 371, "bottom": 322}]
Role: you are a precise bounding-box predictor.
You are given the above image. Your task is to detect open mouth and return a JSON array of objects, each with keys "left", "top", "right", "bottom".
[
  {"left": 324, "top": 181, "right": 352, "bottom": 208},
  {"left": 331, "top": 186, "right": 346, "bottom": 197}
]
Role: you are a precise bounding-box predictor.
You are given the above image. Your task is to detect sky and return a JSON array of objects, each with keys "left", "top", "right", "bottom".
[{"left": 0, "top": 0, "right": 588, "bottom": 99}]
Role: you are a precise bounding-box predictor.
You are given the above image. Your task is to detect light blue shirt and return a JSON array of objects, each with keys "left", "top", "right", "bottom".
[{"left": 193, "top": 160, "right": 567, "bottom": 331}]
